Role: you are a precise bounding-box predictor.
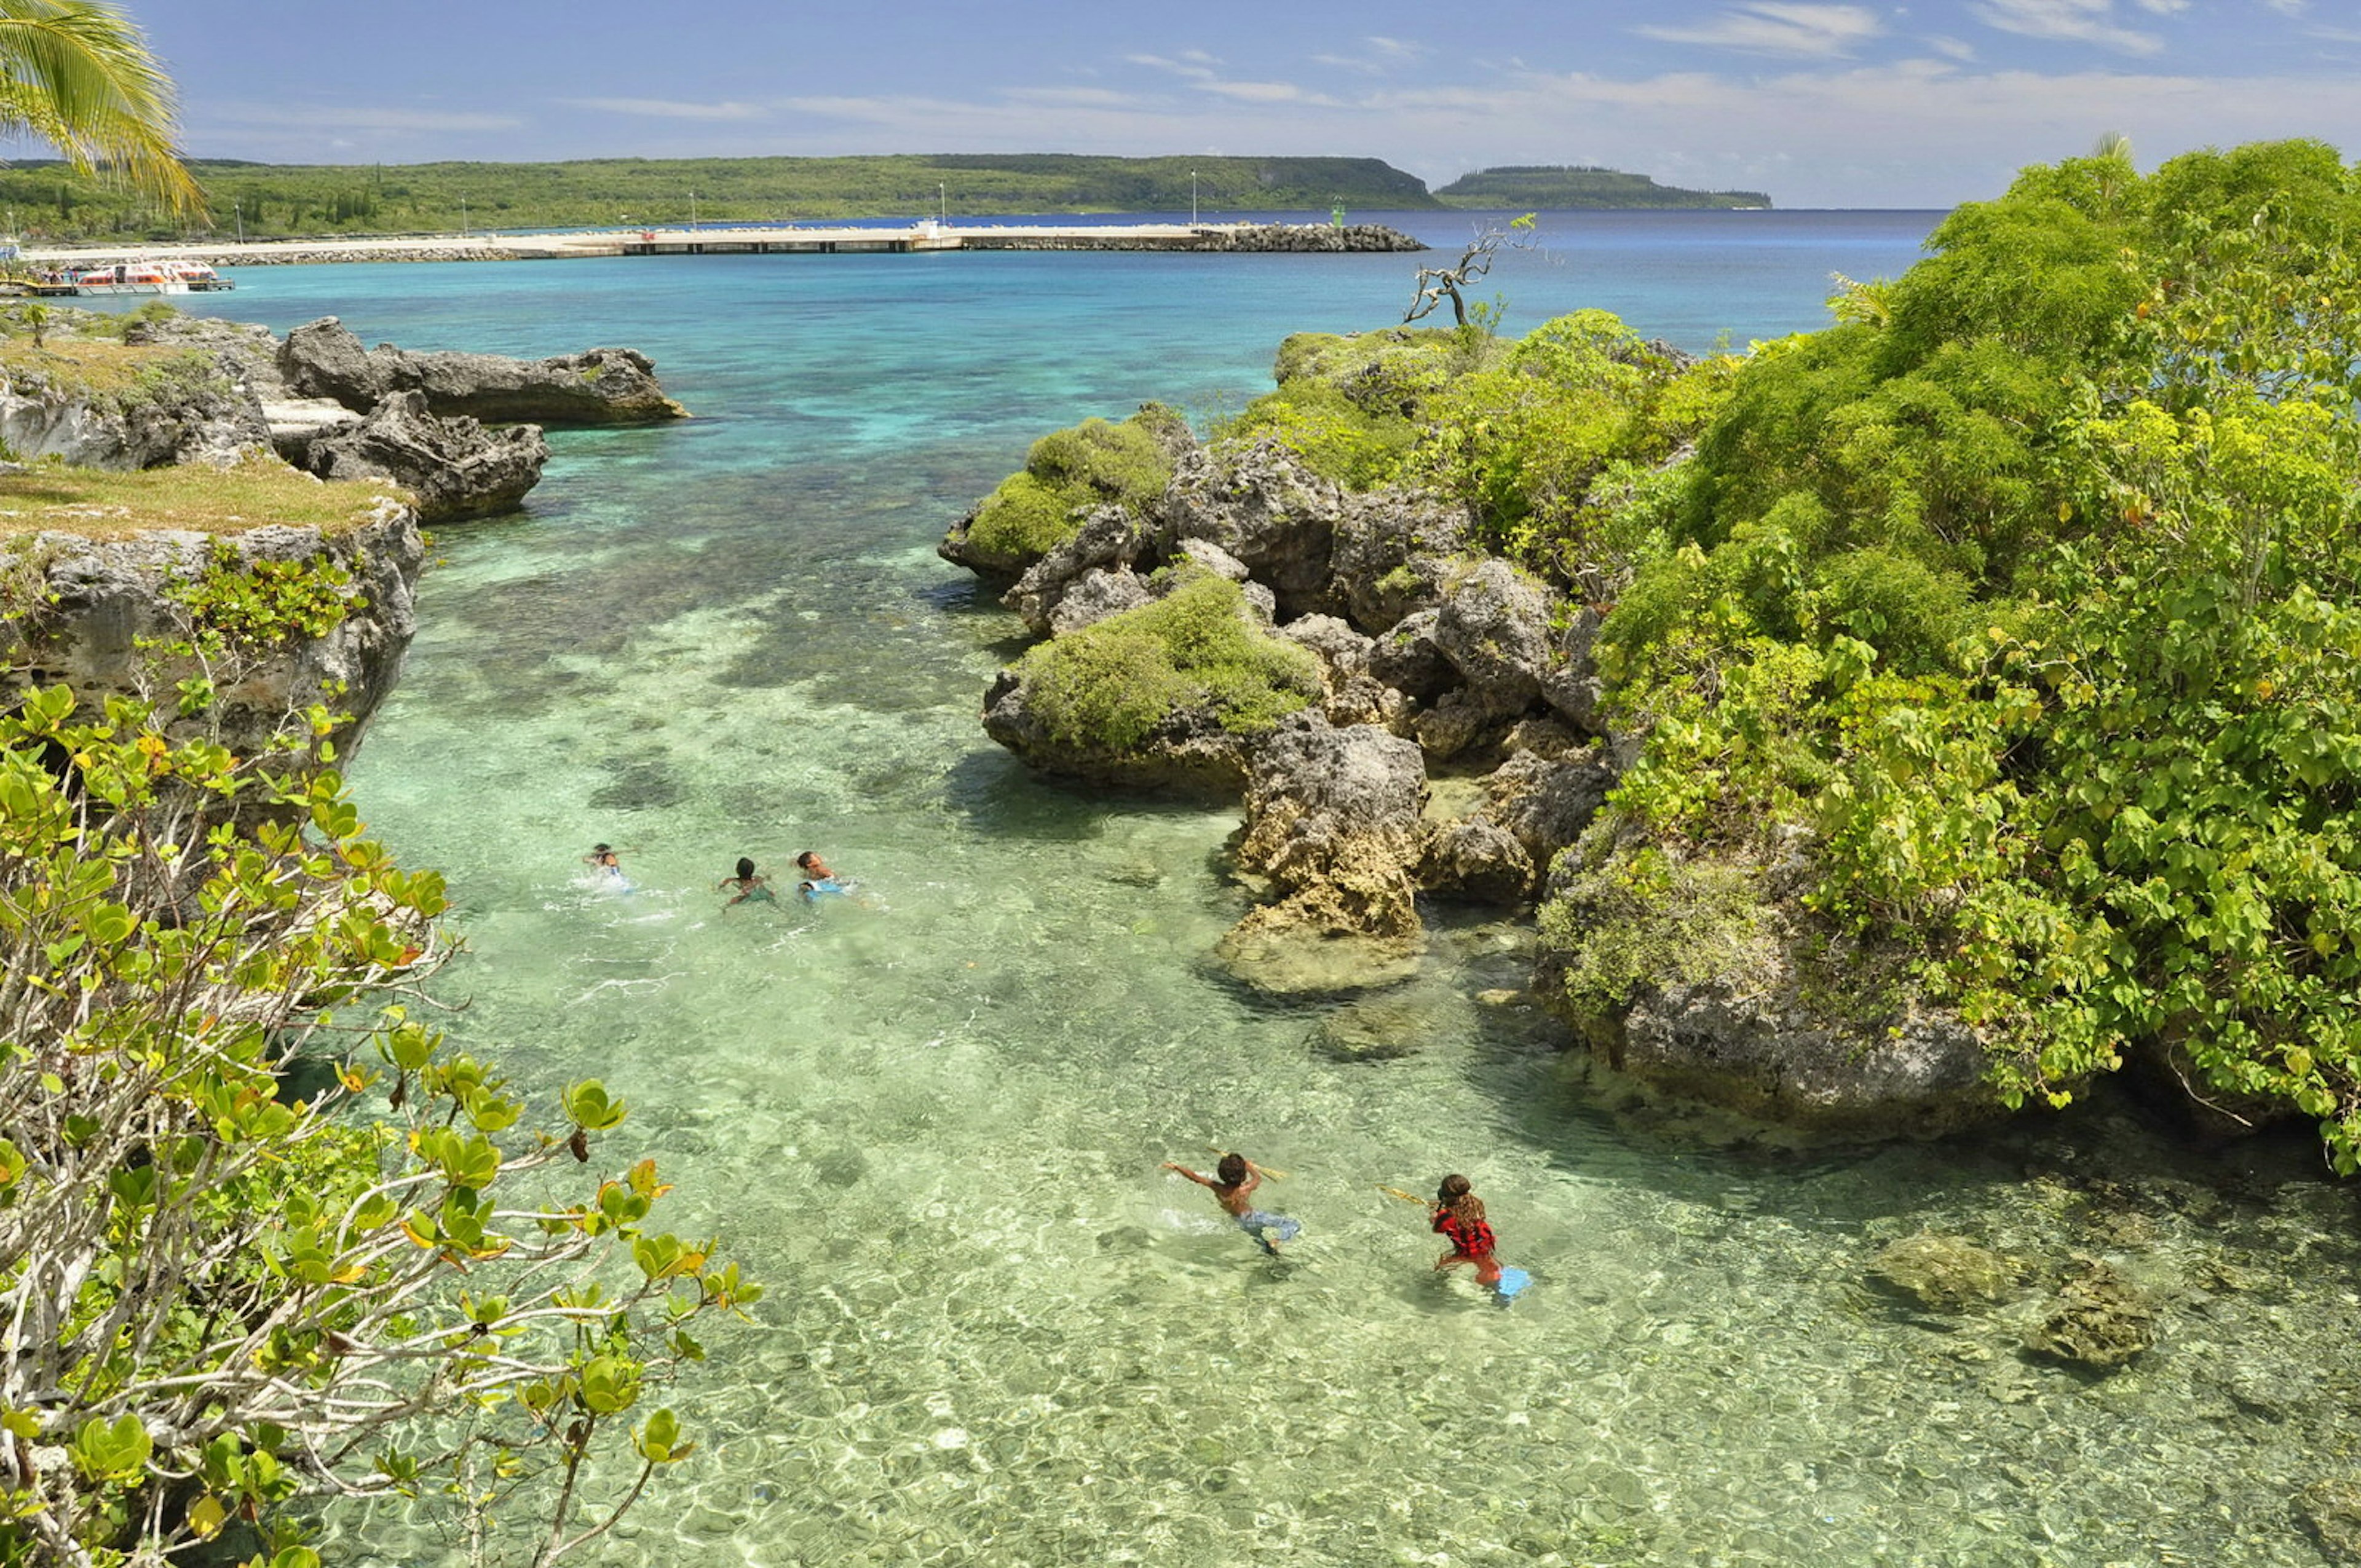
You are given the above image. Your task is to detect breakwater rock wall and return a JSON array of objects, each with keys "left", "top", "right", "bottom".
[{"left": 966, "top": 223, "right": 1425, "bottom": 253}]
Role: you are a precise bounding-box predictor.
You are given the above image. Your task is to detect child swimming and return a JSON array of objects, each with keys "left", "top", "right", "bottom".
[
  {"left": 1427, "top": 1173, "right": 1527, "bottom": 1299},
  {"left": 718, "top": 856, "right": 775, "bottom": 907},
  {"left": 794, "top": 849, "right": 848, "bottom": 902},
  {"left": 1164, "top": 1152, "right": 1300, "bottom": 1256}
]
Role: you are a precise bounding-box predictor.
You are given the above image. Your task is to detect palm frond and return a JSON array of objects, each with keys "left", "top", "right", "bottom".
[{"left": 0, "top": 0, "right": 200, "bottom": 213}]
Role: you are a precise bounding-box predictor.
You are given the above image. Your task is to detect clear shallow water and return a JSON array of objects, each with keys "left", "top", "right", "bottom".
[{"left": 183, "top": 215, "right": 2361, "bottom": 1566}]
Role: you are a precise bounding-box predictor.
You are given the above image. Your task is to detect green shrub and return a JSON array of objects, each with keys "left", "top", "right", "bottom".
[
  {"left": 1537, "top": 840, "right": 1773, "bottom": 1021},
  {"left": 1270, "top": 326, "right": 1479, "bottom": 418},
  {"left": 1017, "top": 573, "right": 1323, "bottom": 751},
  {"left": 1222, "top": 381, "right": 1417, "bottom": 489},
  {"left": 967, "top": 470, "right": 1077, "bottom": 562},
  {"left": 964, "top": 408, "right": 1180, "bottom": 567}
]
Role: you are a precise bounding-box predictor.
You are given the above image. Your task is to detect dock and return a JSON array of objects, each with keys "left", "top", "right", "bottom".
[{"left": 14, "top": 221, "right": 1424, "bottom": 272}]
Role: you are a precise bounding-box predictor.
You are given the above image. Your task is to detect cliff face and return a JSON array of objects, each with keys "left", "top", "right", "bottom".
[
  {"left": 8, "top": 500, "right": 427, "bottom": 759},
  {"left": 0, "top": 352, "right": 269, "bottom": 469}
]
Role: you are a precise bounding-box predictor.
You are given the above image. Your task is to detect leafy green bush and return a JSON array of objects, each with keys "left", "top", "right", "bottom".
[
  {"left": 964, "top": 406, "right": 1180, "bottom": 567},
  {"left": 1409, "top": 310, "right": 1734, "bottom": 588},
  {"left": 1016, "top": 573, "right": 1323, "bottom": 750},
  {"left": 1580, "top": 139, "right": 2361, "bottom": 1165},
  {"left": 0, "top": 684, "right": 759, "bottom": 1562},
  {"left": 1269, "top": 326, "right": 1479, "bottom": 418},
  {"left": 1222, "top": 380, "right": 1417, "bottom": 489},
  {"left": 1538, "top": 839, "right": 1773, "bottom": 1022}
]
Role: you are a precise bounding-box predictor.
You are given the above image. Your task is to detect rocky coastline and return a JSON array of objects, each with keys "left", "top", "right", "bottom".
[
  {"left": 941, "top": 349, "right": 2011, "bottom": 1138},
  {"left": 0, "top": 305, "right": 687, "bottom": 762}
]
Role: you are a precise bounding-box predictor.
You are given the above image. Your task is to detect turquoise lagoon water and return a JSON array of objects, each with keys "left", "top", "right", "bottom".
[{"left": 180, "top": 213, "right": 2361, "bottom": 1566}]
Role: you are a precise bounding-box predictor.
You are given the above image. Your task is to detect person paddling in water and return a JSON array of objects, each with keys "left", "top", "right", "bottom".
[
  {"left": 794, "top": 849, "right": 848, "bottom": 902},
  {"left": 1164, "top": 1152, "right": 1300, "bottom": 1255},
  {"left": 718, "top": 856, "right": 775, "bottom": 907},
  {"left": 1430, "top": 1173, "right": 1503, "bottom": 1290},
  {"left": 584, "top": 843, "right": 625, "bottom": 880}
]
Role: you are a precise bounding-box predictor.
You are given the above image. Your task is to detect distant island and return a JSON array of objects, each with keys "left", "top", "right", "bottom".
[
  {"left": 0, "top": 155, "right": 1771, "bottom": 244},
  {"left": 1436, "top": 166, "right": 1771, "bottom": 210}
]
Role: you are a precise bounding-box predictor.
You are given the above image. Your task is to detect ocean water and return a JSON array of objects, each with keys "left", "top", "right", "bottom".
[{"left": 180, "top": 212, "right": 2361, "bottom": 1567}]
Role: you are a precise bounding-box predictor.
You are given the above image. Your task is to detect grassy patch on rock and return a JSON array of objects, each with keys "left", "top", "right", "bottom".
[
  {"left": 0, "top": 454, "right": 405, "bottom": 540},
  {"left": 1015, "top": 572, "right": 1324, "bottom": 751},
  {"left": 1536, "top": 837, "right": 1776, "bottom": 1022},
  {"left": 967, "top": 404, "right": 1182, "bottom": 565}
]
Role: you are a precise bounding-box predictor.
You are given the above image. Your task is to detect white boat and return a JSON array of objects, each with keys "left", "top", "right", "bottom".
[
  {"left": 167, "top": 260, "right": 234, "bottom": 291},
  {"left": 73, "top": 262, "right": 186, "bottom": 296}
]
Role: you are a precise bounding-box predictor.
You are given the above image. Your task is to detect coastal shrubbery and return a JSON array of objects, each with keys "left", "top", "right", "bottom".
[
  {"left": 1574, "top": 138, "right": 2361, "bottom": 1163},
  {"left": 1013, "top": 572, "right": 1323, "bottom": 749},
  {"left": 964, "top": 404, "right": 1182, "bottom": 569}
]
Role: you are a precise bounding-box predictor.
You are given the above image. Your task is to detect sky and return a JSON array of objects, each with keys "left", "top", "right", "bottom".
[{"left": 138, "top": 0, "right": 2361, "bottom": 208}]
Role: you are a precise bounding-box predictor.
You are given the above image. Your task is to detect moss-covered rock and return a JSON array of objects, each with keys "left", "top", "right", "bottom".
[
  {"left": 941, "top": 404, "right": 1187, "bottom": 580},
  {"left": 1532, "top": 832, "right": 2003, "bottom": 1135},
  {"left": 980, "top": 572, "right": 1324, "bottom": 792}
]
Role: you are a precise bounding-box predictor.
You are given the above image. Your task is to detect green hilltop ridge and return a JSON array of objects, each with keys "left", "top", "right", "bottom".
[
  {"left": 4, "top": 154, "right": 1770, "bottom": 243},
  {"left": 1435, "top": 165, "right": 1772, "bottom": 210},
  {"left": 0, "top": 154, "right": 1441, "bottom": 241}
]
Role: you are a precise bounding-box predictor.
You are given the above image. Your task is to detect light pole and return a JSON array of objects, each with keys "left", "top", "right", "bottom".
[
  {"left": 459, "top": 196, "right": 468, "bottom": 237},
  {"left": 939, "top": 181, "right": 946, "bottom": 222},
  {"left": 1190, "top": 170, "right": 1198, "bottom": 224},
  {"left": 232, "top": 200, "right": 242, "bottom": 243},
  {"left": 689, "top": 189, "right": 697, "bottom": 229}
]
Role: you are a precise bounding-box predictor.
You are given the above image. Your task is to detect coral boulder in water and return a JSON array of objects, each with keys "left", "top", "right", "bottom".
[
  {"left": 2027, "top": 1258, "right": 2157, "bottom": 1369},
  {"left": 1869, "top": 1234, "right": 2015, "bottom": 1312}
]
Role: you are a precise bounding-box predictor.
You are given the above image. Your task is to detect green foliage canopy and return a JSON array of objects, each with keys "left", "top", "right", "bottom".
[{"left": 1586, "top": 138, "right": 2361, "bottom": 1164}]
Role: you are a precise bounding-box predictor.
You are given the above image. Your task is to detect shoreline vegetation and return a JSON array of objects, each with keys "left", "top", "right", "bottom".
[
  {"left": 0, "top": 152, "right": 1772, "bottom": 245},
  {"left": 944, "top": 136, "right": 2361, "bottom": 1169}
]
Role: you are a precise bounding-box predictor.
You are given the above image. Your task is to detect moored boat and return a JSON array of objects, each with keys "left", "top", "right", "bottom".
[{"left": 74, "top": 262, "right": 186, "bottom": 296}]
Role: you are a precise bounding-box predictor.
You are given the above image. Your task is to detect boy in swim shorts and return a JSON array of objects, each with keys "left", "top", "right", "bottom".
[
  {"left": 794, "top": 849, "right": 847, "bottom": 902},
  {"left": 1163, "top": 1152, "right": 1300, "bottom": 1255}
]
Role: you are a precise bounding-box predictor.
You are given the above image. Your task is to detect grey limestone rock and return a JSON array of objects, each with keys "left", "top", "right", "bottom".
[
  {"left": 978, "top": 668, "right": 1249, "bottom": 797},
  {"left": 1367, "top": 608, "right": 1456, "bottom": 701},
  {"left": 1486, "top": 747, "right": 1617, "bottom": 872},
  {"left": 1430, "top": 558, "right": 1560, "bottom": 724},
  {"left": 1327, "top": 487, "right": 1471, "bottom": 634},
  {"left": 1282, "top": 613, "right": 1405, "bottom": 728},
  {"left": 1159, "top": 438, "right": 1343, "bottom": 619},
  {"left": 1003, "top": 505, "right": 1150, "bottom": 636},
  {"left": 1415, "top": 817, "right": 1535, "bottom": 905},
  {"left": 1533, "top": 848, "right": 2003, "bottom": 1136},
  {"left": 289, "top": 390, "right": 547, "bottom": 523},
  {"left": 1045, "top": 567, "right": 1153, "bottom": 636},
  {"left": 1217, "top": 712, "right": 1429, "bottom": 993},
  {"left": 10, "top": 501, "right": 425, "bottom": 762},
  {"left": 279, "top": 317, "right": 687, "bottom": 427},
  {"left": 0, "top": 352, "right": 268, "bottom": 469}
]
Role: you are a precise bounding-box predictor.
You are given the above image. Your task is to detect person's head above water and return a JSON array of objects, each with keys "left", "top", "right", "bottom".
[
  {"left": 735, "top": 856, "right": 756, "bottom": 880},
  {"left": 796, "top": 850, "right": 831, "bottom": 873},
  {"left": 593, "top": 843, "right": 613, "bottom": 856},
  {"left": 1217, "top": 1152, "right": 1248, "bottom": 1186},
  {"left": 1438, "top": 1173, "right": 1473, "bottom": 1208}
]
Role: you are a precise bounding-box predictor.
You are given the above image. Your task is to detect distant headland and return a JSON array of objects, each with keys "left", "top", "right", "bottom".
[
  {"left": 0, "top": 154, "right": 1774, "bottom": 243},
  {"left": 1435, "top": 166, "right": 1771, "bottom": 210}
]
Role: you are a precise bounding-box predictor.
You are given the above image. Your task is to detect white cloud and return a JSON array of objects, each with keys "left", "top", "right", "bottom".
[
  {"left": 1125, "top": 53, "right": 1216, "bottom": 81},
  {"left": 1928, "top": 33, "right": 1980, "bottom": 58},
  {"left": 563, "top": 97, "right": 768, "bottom": 121},
  {"left": 1201, "top": 80, "right": 1342, "bottom": 105},
  {"left": 199, "top": 103, "right": 524, "bottom": 133},
  {"left": 1970, "top": 0, "right": 2164, "bottom": 54},
  {"left": 1315, "top": 36, "right": 1433, "bottom": 74},
  {"left": 1636, "top": 4, "right": 1886, "bottom": 57}
]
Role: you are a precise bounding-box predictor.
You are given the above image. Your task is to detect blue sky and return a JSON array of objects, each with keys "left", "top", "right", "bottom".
[{"left": 140, "top": 1, "right": 2361, "bottom": 207}]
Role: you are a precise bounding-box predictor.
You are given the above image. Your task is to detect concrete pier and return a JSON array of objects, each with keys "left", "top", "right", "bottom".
[{"left": 17, "top": 221, "right": 1423, "bottom": 272}]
